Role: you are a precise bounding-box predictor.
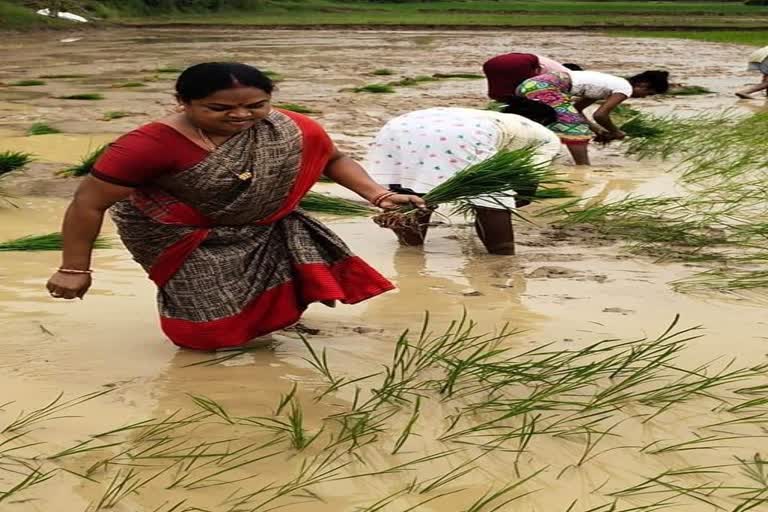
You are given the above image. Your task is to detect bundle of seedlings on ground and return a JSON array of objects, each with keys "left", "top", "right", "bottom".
[
  {"left": 300, "top": 191, "right": 376, "bottom": 216},
  {"left": 57, "top": 145, "right": 109, "bottom": 177},
  {"left": 102, "top": 111, "right": 130, "bottom": 121},
  {"left": 432, "top": 72, "right": 484, "bottom": 79},
  {"left": 275, "top": 103, "right": 317, "bottom": 114},
  {"left": 27, "top": 122, "right": 61, "bottom": 135},
  {"left": 59, "top": 93, "right": 104, "bottom": 101},
  {"left": 0, "top": 232, "right": 110, "bottom": 251},
  {"left": 387, "top": 75, "right": 438, "bottom": 87},
  {"left": 352, "top": 83, "right": 395, "bottom": 94},
  {"left": 373, "top": 148, "right": 568, "bottom": 231},
  {"left": 0, "top": 151, "right": 32, "bottom": 175},
  {"left": 2, "top": 314, "right": 768, "bottom": 511},
  {"left": 111, "top": 82, "right": 146, "bottom": 88}
]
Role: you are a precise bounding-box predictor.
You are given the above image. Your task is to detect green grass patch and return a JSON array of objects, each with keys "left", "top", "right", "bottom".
[
  {"left": 0, "top": 151, "right": 33, "bottom": 176},
  {"left": 111, "top": 82, "right": 146, "bottom": 88},
  {"left": 0, "top": 232, "right": 110, "bottom": 251},
  {"left": 274, "top": 103, "right": 317, "bottom": 114},
  {"left": 102, "top": 111, "right": 131, "bottom": 121},
  {"left": 353, "top": 83, "right": 395, "bottom": 94},
  {"left": 59, "top": 93, "right": 105, "bottom": 101},
  {"left": 11, "top": 80, "right": 46, "bottom": 87},
  {"left": 611, "top": 29, "right": 768, "bottom": 46},
  {"left": 27, "top": 123, "right": 61, "bottom": 136},
  {"left": 58, "top": 145, "right": 109, "bottom": 177},
  {"left": 372, "top": 68, "right": 394, "bottom": 76}
]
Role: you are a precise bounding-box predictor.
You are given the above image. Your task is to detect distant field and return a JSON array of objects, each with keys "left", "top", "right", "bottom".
[{"left": 1, "top": 0, "right": 767, "bottom": 46}]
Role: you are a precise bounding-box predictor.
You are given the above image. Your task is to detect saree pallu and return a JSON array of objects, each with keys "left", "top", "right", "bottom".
[
  {"left": 110, "top": 110, "right": 393, "bottom": 351},
  {"left": 517, "top": 72, "right": 592, "bottom": 146}
]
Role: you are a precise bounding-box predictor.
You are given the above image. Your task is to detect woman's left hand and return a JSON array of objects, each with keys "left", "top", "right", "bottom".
[{"left": 379, "top": 194, "right": 427, "bottom": 210}]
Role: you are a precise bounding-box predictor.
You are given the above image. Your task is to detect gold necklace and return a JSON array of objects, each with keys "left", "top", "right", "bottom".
[{"left": 197, "top": 128, "right": 253, "bottom": 181}]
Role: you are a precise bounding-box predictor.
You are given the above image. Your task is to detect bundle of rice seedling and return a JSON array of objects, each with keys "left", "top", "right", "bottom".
[
  {"left": 0, "top": 151, "right": 33, "bottom": 176},
  {"left": 300, "top": 191, "right": 376, "bottom": 216},
  {"left": 620, "top": 116, "right": 664, "bottom": 139},
  {"left": 353, "top": 84, "right": 395, "bottom": 94},
  {"left": 58, "top": 145, "right": 109, "bottom": 177},
  {"left": 432, "top": 72, "right": 484, "bottom": 80},
  {"left": 373, "top": 148, "right": 567, "bottom": 230},
  {"left": 27, "top": 123, "right": 61, "bottom": 136},
  {"left": 0, "top": 232, "right": 110, "bottom": 251}
]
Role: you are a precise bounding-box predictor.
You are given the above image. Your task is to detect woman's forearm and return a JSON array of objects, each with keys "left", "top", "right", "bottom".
[
  {"left": 60, "top": 197, "right": 107, "bottom": 270},
  {"left": 593, "top": 114, "right": 620, "bottom": 133},
  {"left": 324, "top": 154, "right": 388, "bottom": 202}
]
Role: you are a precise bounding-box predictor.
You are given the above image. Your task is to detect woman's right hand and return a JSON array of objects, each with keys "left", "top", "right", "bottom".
[{"left": 46, "top": 271, "right": 92, "bottom": 300}]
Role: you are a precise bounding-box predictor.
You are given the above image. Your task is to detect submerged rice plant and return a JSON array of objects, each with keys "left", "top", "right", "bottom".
[
  {"left": 0, "top": 151, "right": 33, "bottom": 175},
  {"left": 353, "top": 83, "right": 396, "bottom": 94},
  {"left": 58, "top": 144, "right": 109, "bottom": 177},
  {"left": 27, "top": 122, "right": 61, "bottom": 136},
  {"left": 39, "top": 74, "right": 87, "bottom": 79},
  {"left": 59, "top": 93, "right": 104, "bottom": 101},
  {"left": 300, "top": 191, "right": 376, "bottom": 216},
  {"left": 0, "top": 232, "right": 111, "bottom": 251},
  {"left": 156, "top": 66, "right": 183, "bottom": 73}
]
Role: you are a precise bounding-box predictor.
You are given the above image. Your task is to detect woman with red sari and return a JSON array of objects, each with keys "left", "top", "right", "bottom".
[{"left": 45, "top": 62, "right": 424, "bottom": 351}]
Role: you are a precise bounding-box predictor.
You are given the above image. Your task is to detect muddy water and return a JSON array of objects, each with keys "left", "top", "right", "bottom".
[{"left": 1, "top": 29, "right": 767, "bottom": 511}]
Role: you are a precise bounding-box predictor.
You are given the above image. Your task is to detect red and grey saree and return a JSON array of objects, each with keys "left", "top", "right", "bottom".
[{"left": 109, "top": 110, "right": 393, "bottom": 350}]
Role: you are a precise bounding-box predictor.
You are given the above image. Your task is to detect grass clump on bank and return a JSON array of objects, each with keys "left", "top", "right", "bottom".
[
  {"left": 58, "top": 145, "right": 109, "bottom": 177},
  {"left": 59, "top": 93, "right": 105, "bottom": 101},
  {"left": 27, "top": 123, "right": 61, "bottom": 135},
  {"left": 0, "top": 232, "right": 110, "bottom": 251}
]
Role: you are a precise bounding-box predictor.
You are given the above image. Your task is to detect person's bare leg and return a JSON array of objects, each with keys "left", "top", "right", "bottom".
[
  {"left": 736, "top": 74, "right": 768, "bottom": 98},
  {"left": 391, "top": 209, "right": 433, "bottom": 246},
  {"left": 473, "top": 207, "right": 515, "bottom": 255},
  {"left": 567, "top": 143, "right": 590, "bottom": 166}
]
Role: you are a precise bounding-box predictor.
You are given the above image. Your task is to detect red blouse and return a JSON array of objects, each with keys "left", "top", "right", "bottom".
[{"left": 92, "top": 123, "right": 209, "bottom": 187}]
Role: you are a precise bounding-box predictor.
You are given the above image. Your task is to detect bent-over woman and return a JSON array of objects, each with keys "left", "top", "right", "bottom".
[
  {"left": 45, "top": 62, "right": 423, "bottom": 351},
  {"left": 483, "top": 52, "right": 569, "bottom": 103},
  {"left": 516, "top": 69, "right": 669, "bottom": 165},
  {"left": 365, "top": 99, "right": 561, "bottom": 255},
  {"left": 736, "top": 45, "right": 768, "bottom": 99}
]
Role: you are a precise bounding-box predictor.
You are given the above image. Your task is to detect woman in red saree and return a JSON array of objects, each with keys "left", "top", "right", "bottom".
[{"left": 45, "top": 62, "right": 424, "bottom": 351}]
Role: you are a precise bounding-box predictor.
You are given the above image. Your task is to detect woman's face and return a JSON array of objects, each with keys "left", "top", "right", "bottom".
[
  {"left": 181, "top": 86, "right": 271, "bottom": 136},
  {"left": 631, "top": 82, "right": 655, "bottom": 98}
]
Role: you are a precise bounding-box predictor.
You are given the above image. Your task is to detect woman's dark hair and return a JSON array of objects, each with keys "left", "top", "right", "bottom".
[
  {"left": 562, "top": 63, "right": 583, "bottom": 71},
  {"left": 500, "top": 97, "right": 558, "bottom": 126},
  {"left": 175, "top": 62, "right": 274, "bottom": 102},
  {"left": 629, "top": 70, "right": 670, "bottom": 94}
]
